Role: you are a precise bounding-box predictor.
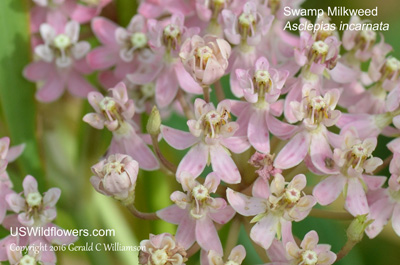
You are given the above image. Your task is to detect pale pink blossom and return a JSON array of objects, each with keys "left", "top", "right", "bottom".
[
  {"left": 365, "top": 152, "right": 400, "bottom": 238},
  {"left": 157, "top": 172, "right": 235, "bottom": 253},
  {"left": 273, "top": 87, "right": 341, "bottom": 173},
  {"left": 0, "top": 237, "right": 56, "bottom": 265},
  {"left": 230, "top": 56, "right": 288, "bottom": 153},
  {"left": 24, "top": 21, "right": 95, "bottom": 102},
  {"left": 88, "top": 15, "right": 154, "bottom": 88},
  {"left": 222, "top": 2, "right": 274, "bottom": 97},
  {"left": 91, "top": 154, "right": 139, "bottom": 204},
  {"left": 227, "top": 174, "right": 316, "bottom": 249},
  {"left": 138, "top": 0, "right": 195, "bottom": 19},
  {"left": 266, "top": 231, "right": 336, "bottom": 265},
  {"left": 2, "top": 175, "right": 76, "bottom": 261},
  {"left": 161, "top": 98, "right": 249, "bottom": 184},
  {"left": 205, "top": 245, "right": 246, "bottom": 265},
  {"left": 30, "top": 0, "right": 111, "bottom": 33},
  {"left": 139, "top": 233, "right": 187, "bottom": 265},
  {"left": 83, "top": 82, "right": 159, "bottom": 170},
  {"left": 180, "top": 35, "right": 231, "bottom": 86},
  {"left": 313, "top": 128, "right": 385, "bottom": 216},
  {"left": 127, "top": 13, "right": 203, "bottom": 108}
]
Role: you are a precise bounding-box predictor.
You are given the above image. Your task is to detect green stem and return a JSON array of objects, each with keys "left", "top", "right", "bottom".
[
  {"left": 224, "top": 216, "right": 241, "bottom": 257},
  {"left": 309, "top": 208, "right": 354, "bottom": 220},
  {"left": 203, "top": 85, "right": 210, "bottom": 103},
  {"left": 151, "top": 134, "right": 177, "bottom": 173},
  {"left": 126, "top": 204, "right": 159, "bottom": 220},
  {"left": 176, "top": 89, "right": 194, "bottom": 120},
  {"left": 214, "top": 80, "right": 225, "bottom": 102},
  {"left": 336, "top": 239, "right": 358, "bottom": 261}
]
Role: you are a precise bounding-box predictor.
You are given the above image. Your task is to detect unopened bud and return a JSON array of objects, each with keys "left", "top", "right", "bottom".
[
  {"left": 346, "top": 214, "right": 374, "bottom": 242},
  {"left": 147, "top": 106, "right": 161, "bottom": 135}
]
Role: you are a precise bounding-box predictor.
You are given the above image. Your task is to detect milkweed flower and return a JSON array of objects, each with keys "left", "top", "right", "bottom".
[
  {"left": 266, "top": 231, "right": 336, "bottom": 265},
  {"left": 161, "top": 98, "right": 249, "bottom": 184},
  {"left": 3, "top": 175, "right": 77, "bottom": 262},
  {"left": 91, "top": 154, "right": 139, "bottom": 205},
  {"left": 313, "top": 128, "right": 384, "bottom": 216},
  {"left": 227, "top": 174, "right": 316, "bottom": 250},
  {"left": 206, "top": 245, "right": 246, "bottom": 265},
  {"left": 23, "top": 20, "right": 95, "bottom": 102},
  {"left": 230, "top": 56, "right": 288, "bottom": 153},
  {"left": 83, "top": 82, "right": 159, "bottom": 170},
  {"left": 139, "top": 233, "right": 187, "bottom": 265},
  {"left": 180, "top": 35, "right": 231, "bottom": 86},
  {"left": 157, "top": 172, "right": 235, "bottom": 253},
  {"left": 366, "top": 152, "right": 400, "bottom": 238}
]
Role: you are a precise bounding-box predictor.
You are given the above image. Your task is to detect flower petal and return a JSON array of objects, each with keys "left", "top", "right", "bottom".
[
  {"left": 274, "top": 132, "right": 310, "bottom": 169},
  {"left": 210, "top": 145, "right": 241, "bottom": 184},
  {"left": 313, "top": 175, "right": 346, "bottom": 205},
  {"left": 226, "top": 188, "right": 266, "bottom": 216}
]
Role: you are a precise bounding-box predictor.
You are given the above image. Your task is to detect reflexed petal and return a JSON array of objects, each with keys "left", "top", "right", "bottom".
[
  {"left": 210, "top": 145, "right": 241, "bottom": 184},
  {"left": 176, "top": 214, "right": 196, "bottom": 249},
  {"left": 177, "top": 144, "right": 208, "bottom": 180},
  {"left": 196, "top": 217, "right": 222, "bottom": 254},
  {"left": 91, "top": 17, "right": 118, "bottom": 46},
  {"left": 345, "top": 178, "right": 369, "bottom": 216},
  {"left": 313, "top": 175, "right": 346, "bottom": 205},
  {"left": 250, "top": 214, "right": 279, "bottom": 249},
  {"left": 248, "top": 111, "right": 270, "bottom": 153},
  {"left": 161, "top": 125, "right": 198, "bottom": 150},
  {"left": 274, "top": 132, "right": 310, "bottom": 169},
  {"left": 226, "top": 188, "right": 266, "bottom": 216},
  {"left": 209, "top": 205, "right": 235, "bottom": 224},
  {"left": 157, "top": 205, "right": 187, "bottom": 224}
]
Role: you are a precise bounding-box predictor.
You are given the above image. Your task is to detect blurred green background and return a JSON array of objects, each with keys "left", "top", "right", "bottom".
[{"left": 0, "top": 0, "right": 399, "bottom": 264}]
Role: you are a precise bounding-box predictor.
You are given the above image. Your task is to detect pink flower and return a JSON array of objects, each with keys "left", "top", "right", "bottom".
[
  {"left": 206, "top": 245, "right": 246, "bottom": 265},
  {"left": 157, "top": 172, "right": 235, "bottom": 253},
  {"left": 161, "top": 98, "right": 249, "bottom": 184},
  {"left": 266, "top": 231, "right": 336, "bottom": 265},
  {"left": 83, "top": 82, "right": 159, "bottom": 170},
  {"left": 0, "top": 237, "right": 56, "bottom": 265},
  {"left": 91, "top": 154, "right": 139, "bottom": 204},
  {"left": 365, "top": 152, "right": 400, "bottom": 238},
  {"left": 313, "top": 128, "right": 384, "bottom": 216},
  {"left": 2, "top": 175, "right": 77, "bottom": 262},
  {"left": 139, "top": 233, "right": 187, "bottom": 265},
  {"left": 227, "top": 174, "right": 316, "bottom": 250},
  {"left": 88, "top": 15, "right": 154, "bottom": 88},
  {"left": 127, "top": 13, "right": 203, "bottom": 108},
  {"left": 24, "top": 21, "right": 95, "bottom": 102},
  {"left": 30, "top": 0, "right": 111, "bottom": 33},
  {"left": 180, "top": 35, "right": 231, "bottom": 86},
  {"left": 273, "top": 88, "right": 341, "bottom": 172},
  {"left": 138, "top": 0, "right": 194, "bottom": 19},
  {"left": 0, "top": 137, "right": 25, "bottom": 163},
  {"left": 230, "top": 56, "right": 288, "bottom": 153}
]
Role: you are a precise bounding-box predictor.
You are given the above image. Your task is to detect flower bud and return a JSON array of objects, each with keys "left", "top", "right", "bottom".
[
  {"left": 91, "top": 154, "right": 139, "bottom": 205},
  {"left": 346, "top": 214, "right": 374, "bottom": 242},
  {"left": 146, "top": 106, "right": 161, "bottom": 136}
]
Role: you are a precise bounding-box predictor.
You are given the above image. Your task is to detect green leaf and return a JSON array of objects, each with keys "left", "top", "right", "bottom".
[{"left": 0, "top": 0, "right": 45, "bottom": 189}]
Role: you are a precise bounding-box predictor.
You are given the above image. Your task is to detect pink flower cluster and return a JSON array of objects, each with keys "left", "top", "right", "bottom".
[
  {"left": 21, "top": 0, "right": 400, "bottom": 264},
  {"left": 0, "top": 137, "right": 76, "bottom": 264}
]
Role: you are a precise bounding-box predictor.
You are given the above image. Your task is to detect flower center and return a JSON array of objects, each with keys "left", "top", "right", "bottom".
[
  {"left": 196, "top": 46, "right": 214, "bottom": 68},
  {"left": 301, "top": 250, "right": 318, "bottom": 265},
  {"left": 100, "top": 97, "right": 117, "bottom": 112},
  {"left": 285, "top": 188, "right": 301, "bottom": 203},
  {"left": 360, "top": 29, "right": 376, "bottom": 43},
  {"left": 192, "top": 185, "right": 209, "bottom": 201},
  {"left": 54, "top": 34, "right": 71, "bottom": 50},
  {"left": 351, "top": 144, "right": 368, "bottom": 158},
  {"left": 225, "top": 261, "right": 239, "bottom": 265},
  {"left": 202, "top": 110, "right": 229, "bottom": 138},
  {"left": 312, "top": 41, "right": 329, "bottom": 55},
  {"left": 152, "top": 249, "right": 169, "bottom": 265},
  {"left": 105, "top": 161, "right": 123, "bottom": 175},
  {"left": 131, "top": 32, "right": 147, "bottom": 49},
  {"left": 310, "top": 96, "right": 326, "bottom": 110},
  {"left": 26, "top": 192, "right": 42, "bottom": 207},
  {"left": 239, "top": 13, "right": 256, "bottom": 27},
  {"left": 140, "top": 83, "right": 156, "bottom": 98},
  {"left": 255, "top": 70, "right": 270, "bottom": 84},
  {"left": 385, "top": 57, "right": 400, "bottom": 72},
  {"left": 20, "top": 255, "right": 36, "bottom": 265},
  {"left": 164, "top": 24, "right": 180, "bottom": 39}
]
